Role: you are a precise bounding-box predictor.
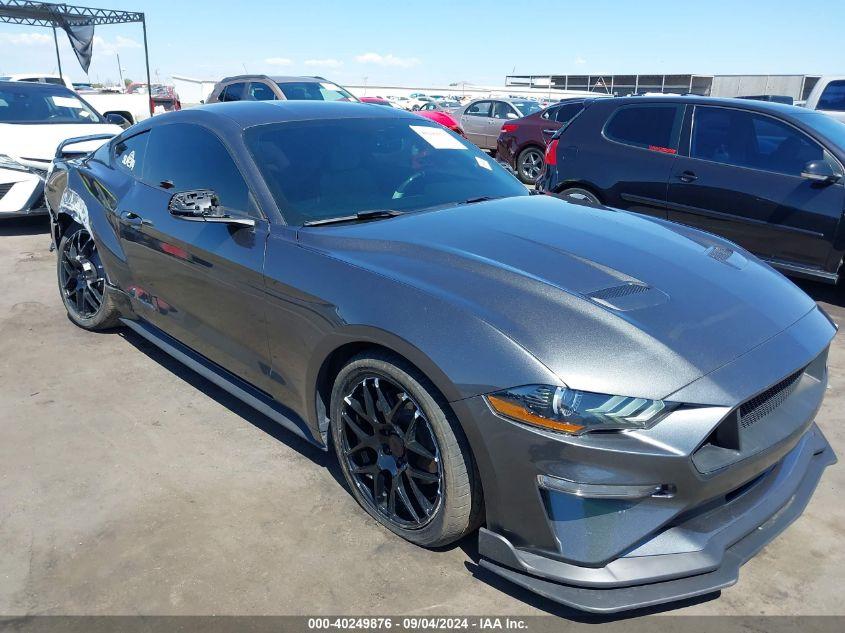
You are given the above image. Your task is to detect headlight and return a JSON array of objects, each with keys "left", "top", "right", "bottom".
[
  {"left": 485, "top": 385, "right": 678, "bottom": 435},
  {"left": 0, "top": 154, "right": 29, "bottom": 172}
]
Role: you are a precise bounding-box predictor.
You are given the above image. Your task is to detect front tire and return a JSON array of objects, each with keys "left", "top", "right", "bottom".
[
  {"left": 57, "top": 223, "right": 121, "bottom": 330},
  {"left": 330, "top": 352, "right": 483, "bottom": 547},
  {"left": 516, "top": 146, "right": 544, "bottom": 184}
]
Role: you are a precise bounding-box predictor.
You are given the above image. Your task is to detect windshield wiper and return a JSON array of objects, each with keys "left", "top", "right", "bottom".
[
  {"left": 302, "top": 209, "right": 404, "bottom": 227},
  {"left": 459, "top": 196, "right": 500, "bottom": 205}
]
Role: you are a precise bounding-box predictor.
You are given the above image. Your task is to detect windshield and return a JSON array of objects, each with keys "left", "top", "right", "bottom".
[
  {"left": 277, "top": 81, "right": 357, "bottom": 102},
  {"left": 512, "top": 101, "right": 542, "bottom": 116},
  {"left": 245, "top": 117, "right": 527, "bottom": 226},
  {"left": 0, "top": 84, "right": 103, "bottom": 124}
]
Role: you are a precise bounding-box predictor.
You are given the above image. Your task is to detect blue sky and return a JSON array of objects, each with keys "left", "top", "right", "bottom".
[{"left": 1, "top": 0, "right": 843, "bottom": 86}]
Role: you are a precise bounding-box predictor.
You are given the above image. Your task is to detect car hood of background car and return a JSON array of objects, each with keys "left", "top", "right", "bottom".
[
  {"left": 0, "top": 123, "right": 122, "bottom": 162},
  {"left": 297, "top": 195, "right": 819, "bottom": 402}
]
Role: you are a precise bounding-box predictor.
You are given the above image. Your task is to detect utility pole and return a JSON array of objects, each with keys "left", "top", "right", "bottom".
[
  {"left": 52, "top": 27, "right": 63, "bottom": 82},
  {"left": 116, "top": 53, "right": 124, "bottom": 89}
]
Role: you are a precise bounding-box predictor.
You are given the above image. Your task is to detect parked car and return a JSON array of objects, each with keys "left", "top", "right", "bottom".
[
  {"left": 414, "top": 109, "right": 466, "bottom": 137},
  {"left": 207, "top": 75, "right": 359, "bottom": 104},
  {"left": 539, "top": 96, "right": 845, "bottom": 284},
  {"left": 127, "top": 83, "right": 182, "bottom": 113},
  {"left": 803, "top": 76, "right": 845, "bottom": 122},
  {"left": 1, "top": 73, "right": 150, "bottom": 124},
  {"left": 409, "top": 96, "right": 432, "bottom": 111},
  {"left": 497, "top": 99, "right": 589, "bottom": 184},
  {"left": 359, "top": 96, "right": 393, "bottom": 107},
  {"left": 0, "top": 81, "right": 123, "bottom": 218},
  {"left": 45, "top": 100, "right": 836, "bottom": 614},
  {"left": 457, "top": 98, "right": 542, "bottom": 150},
  {"left": 418, "top": 100, "right": 462, "bottom": 114},
  {"left": 388, "top": 96, "right": 411, "bottom": 109}
]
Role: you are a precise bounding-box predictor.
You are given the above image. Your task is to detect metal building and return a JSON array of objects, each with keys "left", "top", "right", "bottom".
[{"left": 505, "top": 74, "right": 821, "bottom": 102}]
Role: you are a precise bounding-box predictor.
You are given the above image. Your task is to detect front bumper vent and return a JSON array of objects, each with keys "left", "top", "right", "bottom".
[
  {"left": 0, "top": 183, "right": 12, "bottom": 201},
  {"left": 739, "top": 368, "right": 804, "bottom": 429}
]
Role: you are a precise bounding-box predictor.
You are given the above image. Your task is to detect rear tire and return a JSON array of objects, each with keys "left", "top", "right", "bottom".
[
  {"left": 516, "top": 146, "right": 545, "bottom": 184},
  {"left": 57, "top": 223, "right": 121, "bottom": 330},
  {"left": 559, "top": 187, "right": 601, "bottom": 206},
  {"left": 330, "top": 351, "right": 483, "bottom": 548}
]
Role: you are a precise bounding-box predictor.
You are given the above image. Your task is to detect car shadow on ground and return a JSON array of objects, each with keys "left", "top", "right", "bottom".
[
  {"left": 115, "top": 327, "right": 349, "bottom": 490},
  {"left": 0, "top": 216, "right": 51, "bottom": 236}
]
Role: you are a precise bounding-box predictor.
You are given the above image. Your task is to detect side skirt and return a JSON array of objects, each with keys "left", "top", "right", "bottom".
[
  {"left": 765, "top": 258, "right": 839, "bottom": 285},
  {"left": 120, "top": 317, "right": 325, "bottom": 450}
]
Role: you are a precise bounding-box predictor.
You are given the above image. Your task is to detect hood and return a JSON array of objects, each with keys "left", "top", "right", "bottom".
[
  {"left": 298, "top": 196, "right": 817, "bottom": 403},
  {"left": 0, "top": 123, "right": 122, "bottom": 163}
]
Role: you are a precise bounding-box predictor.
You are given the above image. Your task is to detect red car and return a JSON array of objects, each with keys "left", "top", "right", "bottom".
[
  {"left": 415, "top": 110, "right": 466, "bottom": 138},
  {"left": 359, "top": 96, "right": 392, "bottom": 106},
  {"left": 496, "top": 99, "right": 587, "bottom": 184}
]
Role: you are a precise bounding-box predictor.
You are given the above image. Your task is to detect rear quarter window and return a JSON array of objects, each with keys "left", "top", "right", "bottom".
[{"left": 603, "top": 103, "right": 684, "bottom": 153}]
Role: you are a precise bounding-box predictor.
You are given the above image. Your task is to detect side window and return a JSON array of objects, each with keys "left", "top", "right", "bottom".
[
  {"left": 541, "top": 106, "right": 557, "bottom": 121},
  {"left": 491, "top": 102, "right": 517, "bottom": 119},
  {"left": 465, "top": 101, "right": 492, "bottom": 117},
  {"left": 248, "top": 82, "right": 275, "bottom": 101},
  {"left": 113, "top": 131, "right": 148, "bottom": 177},
  {"left": 604, "top": 104, "right": 683, "bottom": 153},
  {"left": 143, "top": 124, "right": 258, "bottom": 216},
  {"left": 691, "top": 107, "right": 824, "bottom": 176},
  {"left": 817, "top": 80, "right": 845, "bottom": 112},
  {"left": 220, "top": 82, "right": 246, "bottom": 102},
  {"left": 555, "top": 102, "right": 585, "bottom": 123}
]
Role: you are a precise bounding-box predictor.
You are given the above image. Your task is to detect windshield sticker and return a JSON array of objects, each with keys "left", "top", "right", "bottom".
[
  {"left": 409, "top": 125, "right": 466, "bottom": 150},
  {"left": 121, "top": 150, "right": 136, "bottom": 171},
  {"left": 50, "top": 96, "right": 83, "bottom": 108},
  {"left": 475, "top": 156, "right": 493, "bottom": 170}
]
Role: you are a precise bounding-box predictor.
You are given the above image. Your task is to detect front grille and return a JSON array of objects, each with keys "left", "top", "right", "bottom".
[
  {"left": 739, "top": 368, "right": 805, "bottom": 429},
  {"left": 0, "top": 182, "right": 12, "bottom": 200},
  {"left": 589, "top": 283, "right": 650, "bottom": 301}
]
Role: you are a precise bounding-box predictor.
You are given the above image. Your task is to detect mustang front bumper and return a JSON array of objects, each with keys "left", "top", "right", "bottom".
[
  {"left": 452, "top": 307, "right": 837, "bottom": 613},
  {"left": 0, "top": 165, "right": 48, "bottom": 217}
]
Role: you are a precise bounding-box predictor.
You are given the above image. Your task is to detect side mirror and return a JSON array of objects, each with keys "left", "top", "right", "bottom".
[
  {"left": 168, "top": 189, "right": 255, "bottom": 228},
  {"left": 105, "top": 113, "right": 131, "bottom": 129},
  {"left": 801, "top": 160, "right": 840, "bottom": 184}
]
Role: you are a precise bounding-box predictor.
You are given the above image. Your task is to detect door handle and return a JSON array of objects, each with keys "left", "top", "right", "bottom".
[
  {"left": 120, "top": 211, "right": 150, "bottom": 227},
  {"left": 678, "top": 171, "right": 698, "bottom": 183}
]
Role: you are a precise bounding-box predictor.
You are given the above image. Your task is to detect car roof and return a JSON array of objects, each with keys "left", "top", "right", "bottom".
[
  {"left": 218, "top": 74, "right": 337, "bottom": 84},
  {"left": 141, "top": 100, "right": 421, "bottom": 129},
  {"left": 596, "top": 94, "right": 809, "bottom": 117},
  {"left": 0, "top": 80, "right": 72, "bottom": 92}
]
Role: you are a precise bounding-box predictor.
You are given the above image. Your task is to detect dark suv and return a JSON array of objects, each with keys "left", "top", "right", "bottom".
[
  {"left": 207, "top": 75, "right": 358, "bottom": 103},
  {"left": 538, "top": 96, "right": 845, "bottom": 284}
]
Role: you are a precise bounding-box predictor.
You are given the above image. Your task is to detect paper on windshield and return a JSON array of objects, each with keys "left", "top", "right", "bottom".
[
  {"left": 51, "top": 96, "right": 83, "bottom": 108},
  {"left": 409, "top": 125, "right": 466, "bottom": 150}
]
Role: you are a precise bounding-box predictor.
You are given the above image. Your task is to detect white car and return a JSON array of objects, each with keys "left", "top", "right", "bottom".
[
  {"left": 0, "top": 80, "right": 123, "bottom": 217},
  {"left": 803, "top": 76, "right": 845, "bottom": 122}
]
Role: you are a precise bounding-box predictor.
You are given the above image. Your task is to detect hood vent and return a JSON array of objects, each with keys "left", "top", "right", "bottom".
[
  {"left": 706, "top": 245, "right": 748, "bottom": 270},
  {"left": 587, "top": 282, "right": 668, "bottom": 312}
]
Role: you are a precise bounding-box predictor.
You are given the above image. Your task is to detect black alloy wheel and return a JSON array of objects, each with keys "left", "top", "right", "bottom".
[
  {"left": 59, "top": 227, "right": 106, "bottom": 319},
  {"left": 337, "top": 375, "right": 443, "bottom": 529}
]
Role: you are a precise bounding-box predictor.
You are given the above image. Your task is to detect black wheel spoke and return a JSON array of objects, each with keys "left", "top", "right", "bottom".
[
  {"left": 407, "top": 466, "right": 439, "bottom": 484},
  {"left": 395, "top": 476, "right": 420, "bottom": 523},
  {"left": 405, "top": 472, "right": 434, "bottom": 515},
  {"left": 339, "top": 374, "right": 442, "bottom": 530}
]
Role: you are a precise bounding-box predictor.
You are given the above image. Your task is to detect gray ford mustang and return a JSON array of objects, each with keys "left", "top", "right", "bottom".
[{"left": 45, "top": 101, "right": 837, "bottom": 613}]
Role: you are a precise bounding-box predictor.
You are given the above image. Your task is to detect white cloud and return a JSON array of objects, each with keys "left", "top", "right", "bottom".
[
  {"left": 304, "top": 58, "right": 343, "bottom": 68},
  {"left": 265, "top": 57, "right": 293, "bottom": 66},
  {"left": 574, "top": 55, "right": 587, "bottom": 65},
  {"left": 0, "top": 32, "right": 53, "bottom": 46},
  {"left": 355, "top": 52, "right": 420, "bottom": 68},
  {"left": 93, "top": 35, "right": 142, "bottom": 55}
]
